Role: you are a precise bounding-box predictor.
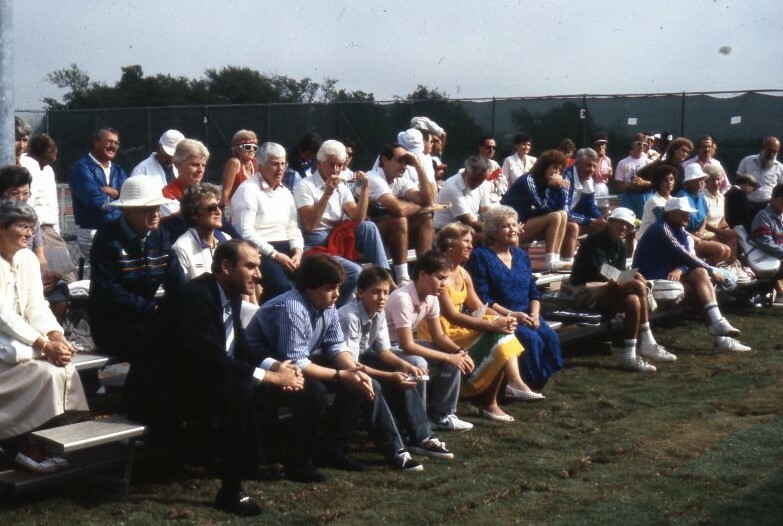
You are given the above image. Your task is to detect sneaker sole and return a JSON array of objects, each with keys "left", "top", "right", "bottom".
[
  {"left": 408, "top": 447, "right": 455, "bottom": 460},
  {"left": 429, "top": 421, "right": 473, "bottom": 433}
]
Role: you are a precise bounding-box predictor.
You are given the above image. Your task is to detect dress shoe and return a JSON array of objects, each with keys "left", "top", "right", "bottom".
[
  {"left": 505, "top": 385, "right": 545, "bottom": 401},
  {"left": 15, "top": 451, "right": 58, "bottom": 474},
  {"left": 478, "top": 408, "right": 515, "bottom": 423},
  {"left": 214, "top": 489, "right": 262, "bottom": 517},
  {"left": 319, "top": 449, "right": 366, "bottom": 472}
]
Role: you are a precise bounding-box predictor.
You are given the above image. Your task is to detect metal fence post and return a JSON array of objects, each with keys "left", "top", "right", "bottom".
[{"left": 0, "top": 0, "right": 15, "bottom": 166}]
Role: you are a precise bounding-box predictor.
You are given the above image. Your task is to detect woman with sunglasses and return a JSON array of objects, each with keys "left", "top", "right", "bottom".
[
  {"left": 220, "top": 130, "right": 258, "bottom": 218},
  {"left": 173, "top": 183, "right": 231, "bottom": 280}
]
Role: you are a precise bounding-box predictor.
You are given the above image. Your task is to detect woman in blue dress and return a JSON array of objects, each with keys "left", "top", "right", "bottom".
[{"left": 466, "top": 205, "right": 564, "bottom": 390}]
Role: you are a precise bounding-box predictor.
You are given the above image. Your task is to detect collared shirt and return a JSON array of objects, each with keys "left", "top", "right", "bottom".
[
  {"left": 231, "top": 173, "right": 303, "bottom": 256},
  {"left": 216, "top": 280, "right": 266, "bottom": 382},
  {"left": 130, "top": 153, "right": 178, "bottom": 192},
  {"left": 738, "top": 153, "right": 783, "bottom": 203},
  {"left": 433, "top": 172, "right": 491, "bottom": 229},
  {"left": 172, "top": 227, "right": 231, "bottom": 280},
  {"left": 293, "top": 170, "right": 355, "bottom": 231},
  {"left": 118, "top": 216, "right": 150, "bottom": 251},
  {"left": 19, "top": 155, "right": 60, "bottom": 231},
  {"left": 385, "top": 281, "right": 440, "bottom": 342},
  {"left": 367, "top": 168, "right": 417, "bottom": 203},
  {"left": 502, "top": 153, "right": 537, "bottom": 187},
  {"left": 700, "top": 188, "right": 725, "bottom": 227},
  {"left": 338, "top": 298, "right": 392, "bottom": 360},
  {"left": 683, "top": 156, "right": 729, "bottom": 193},
  {"left": 88, "top": 153, "right": 112, "bottom": 184},
  {"left": 245, "top": 288, "right": 347, "bottom": 371}
]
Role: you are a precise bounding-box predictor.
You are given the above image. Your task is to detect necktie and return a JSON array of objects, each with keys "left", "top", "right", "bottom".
[
  {"left": 163, "top": 165, "right": 175, "bottom": 184},
  {"left": 223, "top": 301, "right": 235, "bottom": 356}
]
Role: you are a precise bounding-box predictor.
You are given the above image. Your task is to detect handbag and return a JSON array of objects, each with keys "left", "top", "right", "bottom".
[{"left": 649, "top": 279, "right": 685, "bottom": 305}]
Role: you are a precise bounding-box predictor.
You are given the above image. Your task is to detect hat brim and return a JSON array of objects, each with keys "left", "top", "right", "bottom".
[
  {"left": 160, "top": 145, "right": 176, "bottom": 156},
  {"left": 110, "top": 196, "right": 173, "bottom": 208}
]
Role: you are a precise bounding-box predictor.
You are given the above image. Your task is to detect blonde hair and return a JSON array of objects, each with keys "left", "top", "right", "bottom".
[
  {"left": 435, "top": 222, "right": 475, "bottom": 252},
  {"left": 232, "top": 129, "right": 258, "bottom": 147}
]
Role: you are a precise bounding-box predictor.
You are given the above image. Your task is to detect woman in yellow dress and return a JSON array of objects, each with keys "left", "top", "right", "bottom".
[{"left": 419, "top": 222, "right": 544, "bottom": 422}]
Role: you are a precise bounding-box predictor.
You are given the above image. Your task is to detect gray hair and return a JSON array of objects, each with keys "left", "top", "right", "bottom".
[
  {"left": 463, "top": 155, "right": 491, "bottom": 174},
  {"left": 316, "top": 140, "right": 347, "bottom": 163},
  {"left": 482, "top": 205, "right": 519, "bottom": 246},
  {"left": 0, "top": 200, "right": 37, "bottom": 228},
  {"left": 702, "top": 163, "right": 726, "bottom": 180},
  {"left": 15, "top": 117, "right": 31, "bottom": 139},
  {"left": 181, "top": 183, "right": 221, "bottom": 226},
  {"left": 173, "top": 138, "right": 210, "bottom": 166},
  {"left": 257, "top": 142, "right": 286, "bottom": 165},
  {"left": 575, "top": 147, "right": 599, "bottom": 164}
]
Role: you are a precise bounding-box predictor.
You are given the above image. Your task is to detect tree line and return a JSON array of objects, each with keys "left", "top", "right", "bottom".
[{"left": 44, "top": 64, "right": 448, "bottom": 110}]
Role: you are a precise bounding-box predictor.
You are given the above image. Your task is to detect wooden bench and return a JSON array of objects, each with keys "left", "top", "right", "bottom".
[{"left": 0, "top": 418, "right": 145, "bottom": 498}]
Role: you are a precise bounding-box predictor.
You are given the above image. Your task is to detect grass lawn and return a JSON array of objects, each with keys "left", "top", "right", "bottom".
[{"left": 3, "top": 303, "right": 783, "bottom": 525}]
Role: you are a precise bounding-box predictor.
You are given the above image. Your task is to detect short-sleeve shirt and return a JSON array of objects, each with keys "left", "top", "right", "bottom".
[
  {"left": 338, "top": 298, "right": 392, "bottom": 360},
  {"left": 293, "top": 171, "right": 355, "bottom": 231},
  {"left": 615, "top": 155, "right": 650, "bottom": 184},
  {"left": 384, "top": 281, "right": 440, "bottom": 342},
  {"left": 433, "top": 173, "right": 491, "bottom": 229},
  {"left": 367, "top": 168, "right": 417, "bottom": 203}
]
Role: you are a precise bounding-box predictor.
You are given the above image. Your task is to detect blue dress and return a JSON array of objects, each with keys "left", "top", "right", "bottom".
[{"left": 466, "top": 246, "right": 564, "bottom": 390}]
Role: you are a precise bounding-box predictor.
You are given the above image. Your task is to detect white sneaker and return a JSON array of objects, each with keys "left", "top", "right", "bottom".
[
  {"left": 715, "top": 336, "right": 751, "bottom": 352},
  {"left": 547, "top": 261, "right": 572, "bottom": 273},
  {"left": 708, "top": 317, "right": 740, "bottom": 337},
  {"left": 431, "top": 414, "right": 473, "bottom": 432},
  {"left": 621, "top": 356, "right": 657, "bottom": 373},
  {"left": 638, "top": 342, "right": 677, "bottom": 362}
]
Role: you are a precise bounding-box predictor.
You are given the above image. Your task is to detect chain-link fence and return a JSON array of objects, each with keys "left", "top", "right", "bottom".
[{"left": 19, "top": 90, "right": 783, "bottom": 189}]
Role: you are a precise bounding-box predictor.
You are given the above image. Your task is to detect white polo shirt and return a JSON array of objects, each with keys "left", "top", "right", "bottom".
[
  {"left": 433, "top": 172, "right": 491, "bottom": 229},
  {"left": 367, "top": 168, "right": 418, "bottom": 203},
  {"left": 293, "top": 170, "right": 354, "bottom": 231}
]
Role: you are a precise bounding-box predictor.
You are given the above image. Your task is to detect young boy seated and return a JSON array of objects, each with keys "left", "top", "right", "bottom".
[
  {"left": 338, "top": 266, "right": 454, "bottom": 459},
  {"left": 384, "top": 250, "right": 475, "bottom": 432}
]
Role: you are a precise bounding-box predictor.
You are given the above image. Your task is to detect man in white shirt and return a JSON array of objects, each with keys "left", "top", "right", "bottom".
[
  {"left": 294, "top": 140, "right": 390, "bottom": 305},
  {"left": 232, "top": 142, "right": 304, "bottom": 301},
  {"left": 433, "top": 156, "right": 492, "bottom": 239},
  {"left": 476, "top": 135, "right": 503, "bottom": 203},
  {"left": 366, "top": 143, "right": 434, "bottom": 284},
  {"left": 738, "top": 136, "right": 783, "bottom": 211},
  {"left": 130, "top": 129, "right": 185, "bottom": 190}
]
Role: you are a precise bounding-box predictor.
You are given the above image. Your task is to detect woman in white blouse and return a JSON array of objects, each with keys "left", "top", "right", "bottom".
[
  {"left": 173, "top": 183, "right": 232, "bottom": 278},
  {"left": 501, "top": 132, "right": 537, "bottom": 187},
  {"left": 231, "top": 142, "right": 304, "bottom": 302},
  {"left": 0, "top": 201, "right": 88, "bottom": 473}
]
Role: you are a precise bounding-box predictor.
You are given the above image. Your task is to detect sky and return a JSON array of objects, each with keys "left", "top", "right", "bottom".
[{"left": 11, "top": 0, "right": 783, "bottom": 111}]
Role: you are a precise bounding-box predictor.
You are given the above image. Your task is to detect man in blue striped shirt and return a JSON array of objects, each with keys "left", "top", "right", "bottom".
[{"left": 246, "top": 254, "right": 424, "bottom": 472}]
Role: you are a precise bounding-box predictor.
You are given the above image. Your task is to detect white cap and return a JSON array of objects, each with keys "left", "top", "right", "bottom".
[
  {"left": 664, "top": 196, "right": 697, "bottom": 214},
  {"left": 409, "top": 116, "right": 444, "bottom": 136},
  {"left": 159, "top": 129, "right": 185, "bottom": 156},
  {"left": 397, "top": 129, "right": 424, "bottom": 154},
  {"left": 110, "top": 176, "right": 173, "bottom": 208},
  {"left": 608, "top": 207, "right": 636, "bottom": 227},
  {"left": 682, "top": 163, "right": 708, "bottom": 184}
]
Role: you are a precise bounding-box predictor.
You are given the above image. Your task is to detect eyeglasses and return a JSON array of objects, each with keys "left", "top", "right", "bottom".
[
  {"left": 633, "top": 141, "right": 645, "bottom": 147},
  {"left": 201, "top": 203, "right": 223, "bottom": 214},
  {"left": 238, "top": 143, "right": 258, "bottom": 152},
  {"left": 12, "top": 223, "right": 35, "bottom": 234}
]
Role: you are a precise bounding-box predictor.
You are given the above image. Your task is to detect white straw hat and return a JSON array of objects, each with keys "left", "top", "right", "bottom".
[{"left": 110, "top": 176, "right": 173, "bottom": 207}]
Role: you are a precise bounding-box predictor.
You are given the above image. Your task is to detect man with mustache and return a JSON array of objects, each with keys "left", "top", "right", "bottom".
[{"left": 737, "top": 137, "right": 783, "bottom": 217}]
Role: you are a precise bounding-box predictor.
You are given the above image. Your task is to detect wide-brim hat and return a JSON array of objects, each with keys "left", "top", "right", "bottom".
[
  {"left": 608, "top": 207, "right": 637, "bottom": 228},
  {"left": 397, "top": 129, "right": 424, "bottom": 154},
  {"left": 664, "top": 196, "right": 697, "bottom": 214},
  {"left": 110, "top": 176, "right": 173, "bottom": 207},
  {"left": 682, "top": 163, "right": 708, "bottom": 184}
]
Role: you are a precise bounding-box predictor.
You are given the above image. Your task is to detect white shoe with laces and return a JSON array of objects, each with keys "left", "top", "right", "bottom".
[
  {"left": 621, "top": 356, "right": 657, "bottom": 373},
  {"left": 430, "top": 414, "right": 473, "bottom": 432},
  {"left": 708, "top": 317, "right": 740, "bottom": 337},
  {"left": 638, "top": 342, "right": 677, "bottom": 362},
  {"left": 715, "top": 336, "right": 751, "bottom": 352}
]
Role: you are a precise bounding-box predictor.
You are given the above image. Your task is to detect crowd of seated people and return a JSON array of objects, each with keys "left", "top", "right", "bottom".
[{"left": 4, "top": 115, "right": 783, "bottom": 516}]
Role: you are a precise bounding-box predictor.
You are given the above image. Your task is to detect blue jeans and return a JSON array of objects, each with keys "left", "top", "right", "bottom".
[
  {"left": 260, "top": 240, "right": 295, "bottom": 302},
  {"left": 304, "top": 222, "right": 389, "bottom": 306}
]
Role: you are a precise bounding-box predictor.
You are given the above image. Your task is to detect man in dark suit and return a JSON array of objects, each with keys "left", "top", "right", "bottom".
[{"left": 170, "top": 239, "right": 326, "bottom": 516}]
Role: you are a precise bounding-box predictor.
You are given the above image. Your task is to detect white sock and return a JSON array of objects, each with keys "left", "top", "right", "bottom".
[
  {"left": 639, "top": 322, "right": 656, "bottom": 345},
  {"left": 394, "top": 264, "right": 409, "bottom": 282},
  {"left": 623, "top": 339, "right": 637, "bottom": 360},
  {"left": 704, "top": 302, "right": 721, "bottom": 325},
  {"left": 544, "top": 253, "right": 558, "bottom": 268}
]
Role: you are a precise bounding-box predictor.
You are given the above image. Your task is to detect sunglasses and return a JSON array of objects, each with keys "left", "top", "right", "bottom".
[
  {"left": 238, "top": 143, "right": 258, "bottom": 152},
  {"left": 201, "top": 203, "right": 223, "bottom": 214}
]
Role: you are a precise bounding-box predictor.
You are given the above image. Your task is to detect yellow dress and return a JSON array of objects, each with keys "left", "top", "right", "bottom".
[{"left": 419, "top": 269, "right": 524, "bottom": 397}]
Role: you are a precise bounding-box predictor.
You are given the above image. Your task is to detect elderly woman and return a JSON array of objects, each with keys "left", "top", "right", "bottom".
[
  {"left": 220, "top": 130, "right": 258, "bottom": 218},
  {"left": 161, "top": 139, "right": 209, "bottom": 216},
  {"left": 419, "top": 222, "right": 544, "bottom": 418},
  {"left": 232, "top": 142, "right": 304, "bottom": 302},
  {"left": 501, "top": 149, "right": 577, "bottom": 271},
  {"left": 172, "top": 183, "right": 231, "bottom": 280},
  {"left": 675, "top": 164, "right": 731, "bottom": 266},
  {"left": 0, "top": 201, "right": 88, "bottom": 473},
  {"left": 466, "top": 206, "right": 565, "bottom": 390},
  {"left": 638, "top": 164, "right": 677, "bottom": 240},
  {"left": 701, "top": 164, "right": 740, "bottom": 264}
]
